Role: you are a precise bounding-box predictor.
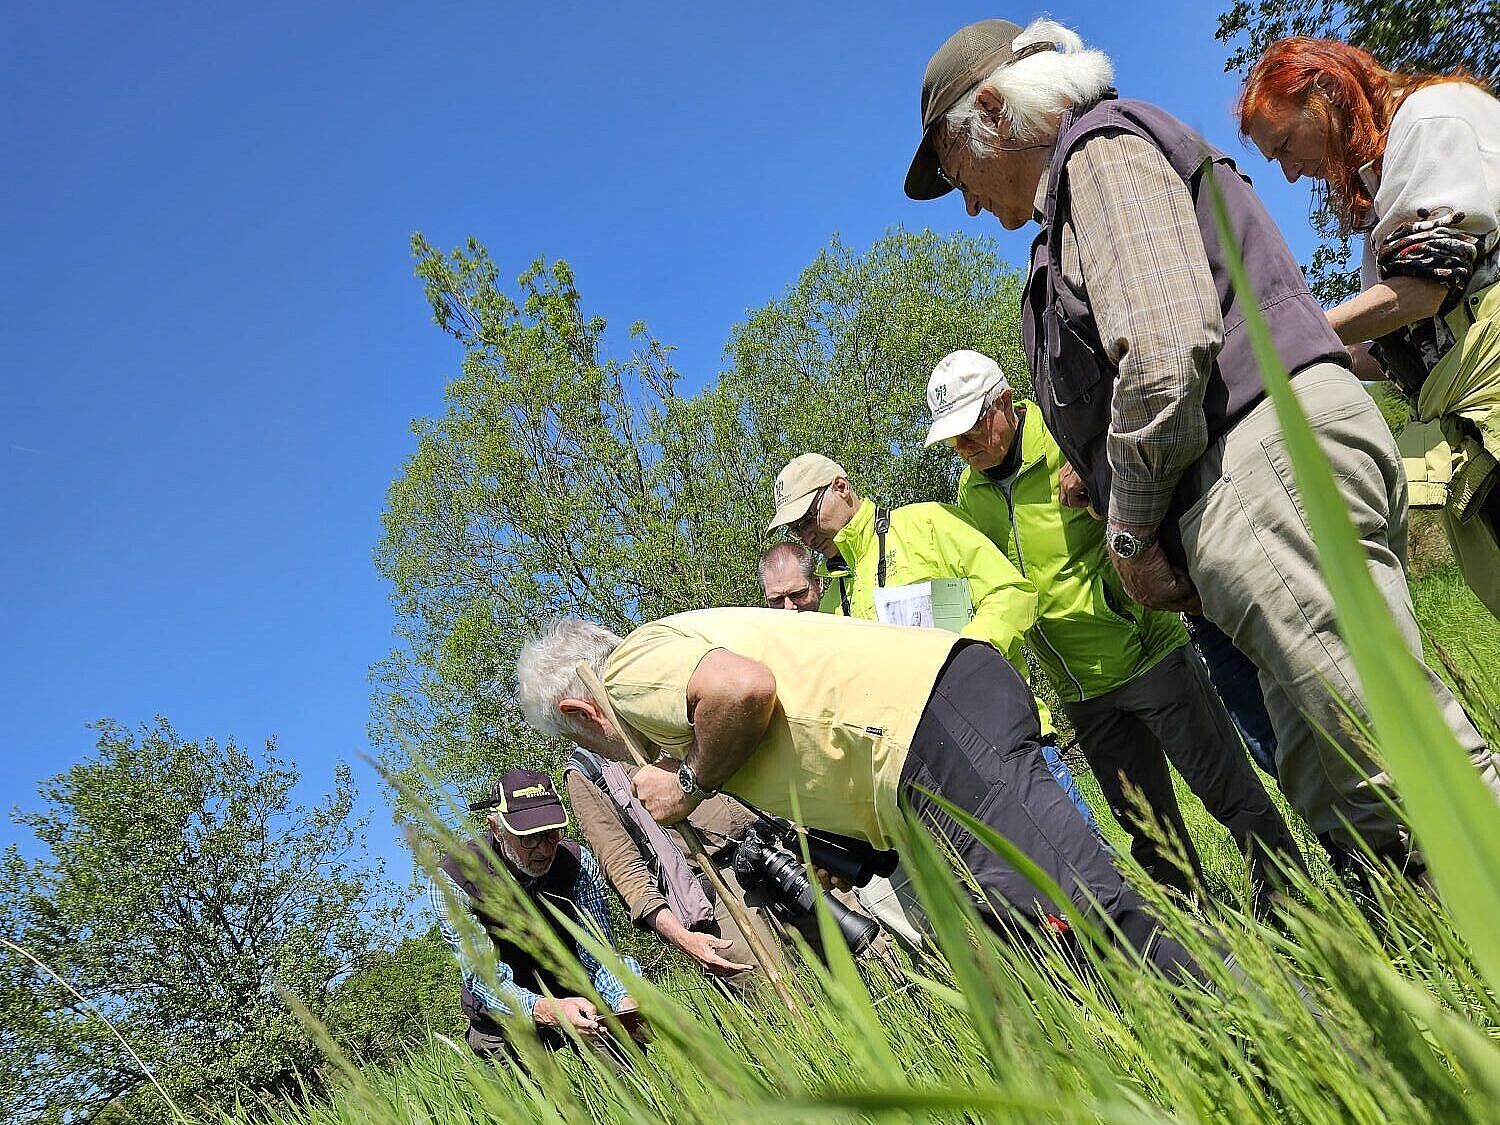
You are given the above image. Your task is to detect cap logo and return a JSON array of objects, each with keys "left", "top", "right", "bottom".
[
  {"left": 775, "top": 479, "right": 786, "bottom": 502},
  {"left": 934, "top": 384, "right": 949, "bottom": 408},
  {"left": 513, "top": 784, "right": 547, "bottom": 798}
]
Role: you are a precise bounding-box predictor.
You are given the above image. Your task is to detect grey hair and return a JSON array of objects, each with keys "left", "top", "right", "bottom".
[
  {"left": 516, "top": 618, "right": 623, "bottom": 739},
  {"left": 946, "top": 18, "right": 1114, "bottom": 153},
  {"left": 757, "top": 541, "right": 817, "bottom": 592},
  {"left": 980, "top": 379, "right": 1010, "bottom": 413}
]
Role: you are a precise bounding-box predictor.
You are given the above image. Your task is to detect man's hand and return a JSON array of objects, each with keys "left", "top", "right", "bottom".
[
  {"left": 813, "top": 866, "right": 853, "bottom": 893},
  {"left": 675, "top": 929, "right": 754, "bottom": 976},
  {"left": 631, "top": 762, "right": 699, "bottom": 824},
  {"left": 1058, "top": 462, "right": 1092, "bottom": 509},
  {"left": 647, "top": 903, "right": 754, "bottom": 975},
  {"left": 534, "top": 996, "right": 601, "bottom": 1036},
  {"left": 1111, "top": 542, "right": 1201, "bottom": 614}
]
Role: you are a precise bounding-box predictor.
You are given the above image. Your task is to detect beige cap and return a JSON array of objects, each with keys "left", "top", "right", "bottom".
[
  {"left": 767, "top": 453, "right": 845, "bottom": 532},
  {"left": 924, "top": 349, "right": 1009, "bottom": 446}
]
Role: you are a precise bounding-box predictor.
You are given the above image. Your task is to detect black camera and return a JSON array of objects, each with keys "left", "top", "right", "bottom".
[{"left": 730, "top": 821, "right": 895, "bottom": 955}]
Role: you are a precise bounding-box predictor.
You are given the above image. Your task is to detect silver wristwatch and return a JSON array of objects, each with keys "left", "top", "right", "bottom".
[
  {"left": 677, "top": 761, "right": 712, "bottom": 797},
  {"left": 1106, "top": 524, "right": 1157, "bottom": 560}
]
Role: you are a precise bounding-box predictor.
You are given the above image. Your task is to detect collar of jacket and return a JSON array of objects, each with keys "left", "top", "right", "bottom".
[
  {"left": 815, "top": 554, "right": 851, "bottom": 580},
  {"left": 831, "top": 497, "right": 878, "bottom": 567},
  {"left": 970, "top": 400, "right": 1047, "bottom": 489}
]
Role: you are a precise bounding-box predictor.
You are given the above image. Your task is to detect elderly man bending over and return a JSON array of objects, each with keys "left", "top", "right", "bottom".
[
  {"left": 902, "top": 15, "right": 1499, "bottom": 874},
  {"left": 516, "top": 612, "right": 1203, "bottom": 980}
]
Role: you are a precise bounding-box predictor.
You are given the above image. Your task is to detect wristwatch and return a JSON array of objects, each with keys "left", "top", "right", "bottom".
[
  {"left": 676, "top": 761, "right": 713, "bottom": 798},
  {"left": 1106, "top": 523, "right": 1157, "bottom": 560}
]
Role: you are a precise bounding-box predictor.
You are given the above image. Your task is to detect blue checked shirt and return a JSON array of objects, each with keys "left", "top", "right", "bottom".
[{"left": 428, "top": 843, "right": 639, "bottom": 1020}]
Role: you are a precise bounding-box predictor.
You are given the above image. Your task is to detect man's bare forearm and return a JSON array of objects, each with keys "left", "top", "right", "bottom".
[{"left": 684, "top": 651, "right": 778, "bottom": 791}]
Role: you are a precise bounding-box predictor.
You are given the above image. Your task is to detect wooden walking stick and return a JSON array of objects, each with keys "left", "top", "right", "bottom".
[{"left": 575, "top": 663, "right": 800, "bottom": 1013}]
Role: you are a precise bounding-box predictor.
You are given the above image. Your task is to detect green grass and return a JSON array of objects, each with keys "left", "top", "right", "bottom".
[{"left": 218, "top": 799, "right": 1500, "bottom": 1125}]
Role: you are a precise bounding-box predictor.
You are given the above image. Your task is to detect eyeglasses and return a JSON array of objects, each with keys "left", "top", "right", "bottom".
[
  {"left": 514, "top": 828, "right": 564, "bottom": 851},
  {"left": 944, "top": 398, "right": 1001, "bottom": 449},
  {"left": 934, "top": 121, "right": 973, "bottom": 196},
  {"left": 786, "top": 484, "right": 830, "bottom": 539},
  {"left": 935, "top": 118, "right": 1053, "bottom": 196},
  {"left": 767, "top": 584, "right": 814, "bottom": 608}
]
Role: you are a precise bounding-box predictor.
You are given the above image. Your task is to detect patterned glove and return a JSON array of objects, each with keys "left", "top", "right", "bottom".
[{"left": 1376, "top": 207, "right": 1479, "bottom": 296}]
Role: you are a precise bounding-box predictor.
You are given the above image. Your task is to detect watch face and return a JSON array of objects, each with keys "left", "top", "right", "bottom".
[
  {"left": 1109, "top": 531, "right": 1135, "bottom": 559},
  {"left": 676, "top": 763, "right": 697, "bottom": 795}
]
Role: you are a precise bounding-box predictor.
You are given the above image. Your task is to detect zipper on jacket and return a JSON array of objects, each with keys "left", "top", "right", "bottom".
[{"left": 998, "top": 468, "right": 1085, "bottom": 700}]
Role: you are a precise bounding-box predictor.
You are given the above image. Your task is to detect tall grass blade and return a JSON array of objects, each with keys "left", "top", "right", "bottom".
[{"left": 1207, "top": 171, "right": 1500, "bottom": 993}]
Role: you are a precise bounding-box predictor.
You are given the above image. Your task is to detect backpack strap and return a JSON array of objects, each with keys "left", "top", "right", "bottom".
[
  {"left": 565, "top": 747, "right": 606, "bottom": 786},
  {"left": 874, "top": 506, "right": 891, "bottom": 588}
]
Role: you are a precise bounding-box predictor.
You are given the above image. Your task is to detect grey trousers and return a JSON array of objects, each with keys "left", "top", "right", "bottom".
[
  {"left": 1062, "top": 643, "right": 1301, "bottom": 897},
  {"left": 1176, "top": 362, "right": 1499, "bottom": 852}
]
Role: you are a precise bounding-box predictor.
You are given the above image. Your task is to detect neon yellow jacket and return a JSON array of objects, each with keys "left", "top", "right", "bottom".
[
  {"left": 816, "top": 499, "right": 1056, "bottom": 735},
  {"left": 955, "top": 402, "right": 1186, "bottom": 703}
]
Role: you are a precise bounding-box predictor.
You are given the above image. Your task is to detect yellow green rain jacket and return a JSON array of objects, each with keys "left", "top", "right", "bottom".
[
  {"left": 1400, "top": 280, "right": 1500, "bottom": 617},
  {"left": 816, "top": 499, "right": 1056, "bottom": 735},
  {"left": 954, "top": 402, "right": 1186, "bottom": 704}
]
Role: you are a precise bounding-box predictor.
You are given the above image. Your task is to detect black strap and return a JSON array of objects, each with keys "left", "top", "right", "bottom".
[
  {"left": 565, "top": 747, "right": 605, "bottom": 785},
  {"left": 838, "top": 575, "right": 850, "bottom": 616},
  {"left": 874, "top": 506, "right": 891, "bottom": 588}
]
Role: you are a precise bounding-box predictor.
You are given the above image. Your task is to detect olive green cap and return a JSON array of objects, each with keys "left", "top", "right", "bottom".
[{"left": 904, "top": 19, "right": 1057, "bottom": 200}]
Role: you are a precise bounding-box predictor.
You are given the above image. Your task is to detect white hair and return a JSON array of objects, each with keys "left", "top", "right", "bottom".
[
  {"left": 980, "top": 379, "right": 1010, "bottom": 413},
  {"left": 946, "top": 18, "right": 1114, "bottom": 154},
  {"left": 516, "top": 618, "right": 623, "bottom": 739}
]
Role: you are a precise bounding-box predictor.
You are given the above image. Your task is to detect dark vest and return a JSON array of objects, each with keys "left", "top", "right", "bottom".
[
  {"left": 438, "top": 836, "right": 583, "bottom": 1029},
  {"left": 1022, "top": 95, "right": 1348, "bottom": 557}
]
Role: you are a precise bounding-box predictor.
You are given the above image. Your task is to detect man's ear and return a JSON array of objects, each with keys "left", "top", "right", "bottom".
[
  {"left": 558, "top": 697, "right": 600, "bottom": 729},
  {"left": 974, "top": 84, "right": 1007, "bottom": 125},
  {"left": 1001, "top": 386, "right": 1014, "bottom": 411}
]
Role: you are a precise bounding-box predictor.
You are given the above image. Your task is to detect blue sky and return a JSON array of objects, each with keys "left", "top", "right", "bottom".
[{"left": 1, "top": 2, "right": 1324, "bottom": 883}]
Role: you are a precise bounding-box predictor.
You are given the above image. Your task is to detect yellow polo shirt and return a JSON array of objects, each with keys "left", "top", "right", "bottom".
[{"left": 602, "top": 607, "right": 963, "bottom": 848}]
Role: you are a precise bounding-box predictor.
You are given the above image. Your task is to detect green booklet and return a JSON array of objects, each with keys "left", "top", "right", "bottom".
[{"left": 872, "top": 578, "right": 974, "bottom": 633}]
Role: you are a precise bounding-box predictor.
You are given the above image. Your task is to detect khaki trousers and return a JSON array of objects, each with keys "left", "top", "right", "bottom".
[{"left": 1176, "top": 361, "right": 1499, "bottom": 851}]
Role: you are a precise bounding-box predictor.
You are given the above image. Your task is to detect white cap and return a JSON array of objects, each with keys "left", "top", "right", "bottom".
[{"left": 923, "top": 349, "right": 1008, "bottom": 446}]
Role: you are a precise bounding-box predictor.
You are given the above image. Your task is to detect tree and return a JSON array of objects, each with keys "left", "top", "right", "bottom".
[
  {"left": 0, "top": 719, "right": 406, "bottom": 1125},
  {"left": 373, "top": 228, "right": 1027, "bottom": 804},
  {"left": 1217, "top": 1, "right": 1500, "bottom": 303},
  {"left": 322, "top": 926, "right": 464, "bottom": 1063}
]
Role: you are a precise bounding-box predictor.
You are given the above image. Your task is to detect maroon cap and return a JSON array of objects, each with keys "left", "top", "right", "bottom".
[{"left": 470, "top": 768, "right": 569, "bottom": 836}]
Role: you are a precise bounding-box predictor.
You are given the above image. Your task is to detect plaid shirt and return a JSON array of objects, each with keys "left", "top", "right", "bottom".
[
  {"left": 1050, "top": 130, "right": 1224, "bottom": 529},
  {"left": 428, "top": 843, "right": 638, "bottom": 1020}
]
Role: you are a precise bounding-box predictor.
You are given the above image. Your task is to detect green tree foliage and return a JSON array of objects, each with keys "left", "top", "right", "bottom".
[
  {"left": 374, "top": 229, "right": 1025, "bottom": 801},
  {"left": 1217, "top": 1, "right": 1500, "bottom": 304},
  {"left": 323, "top": 926, "right": 464, "bottom": 1064},
  {"left": 0, "top": 719, "right": 407, "bottom": 1125}
]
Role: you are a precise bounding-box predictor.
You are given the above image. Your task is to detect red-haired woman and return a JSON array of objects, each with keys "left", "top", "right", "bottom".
[{"left": 1239, "top": 38, "right": 1500, "bottom": 618}]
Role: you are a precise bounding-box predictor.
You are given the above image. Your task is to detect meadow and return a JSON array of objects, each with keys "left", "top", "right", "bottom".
[{"left": 214, "top": 222, "right": 1500, "bottom": 1125}]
